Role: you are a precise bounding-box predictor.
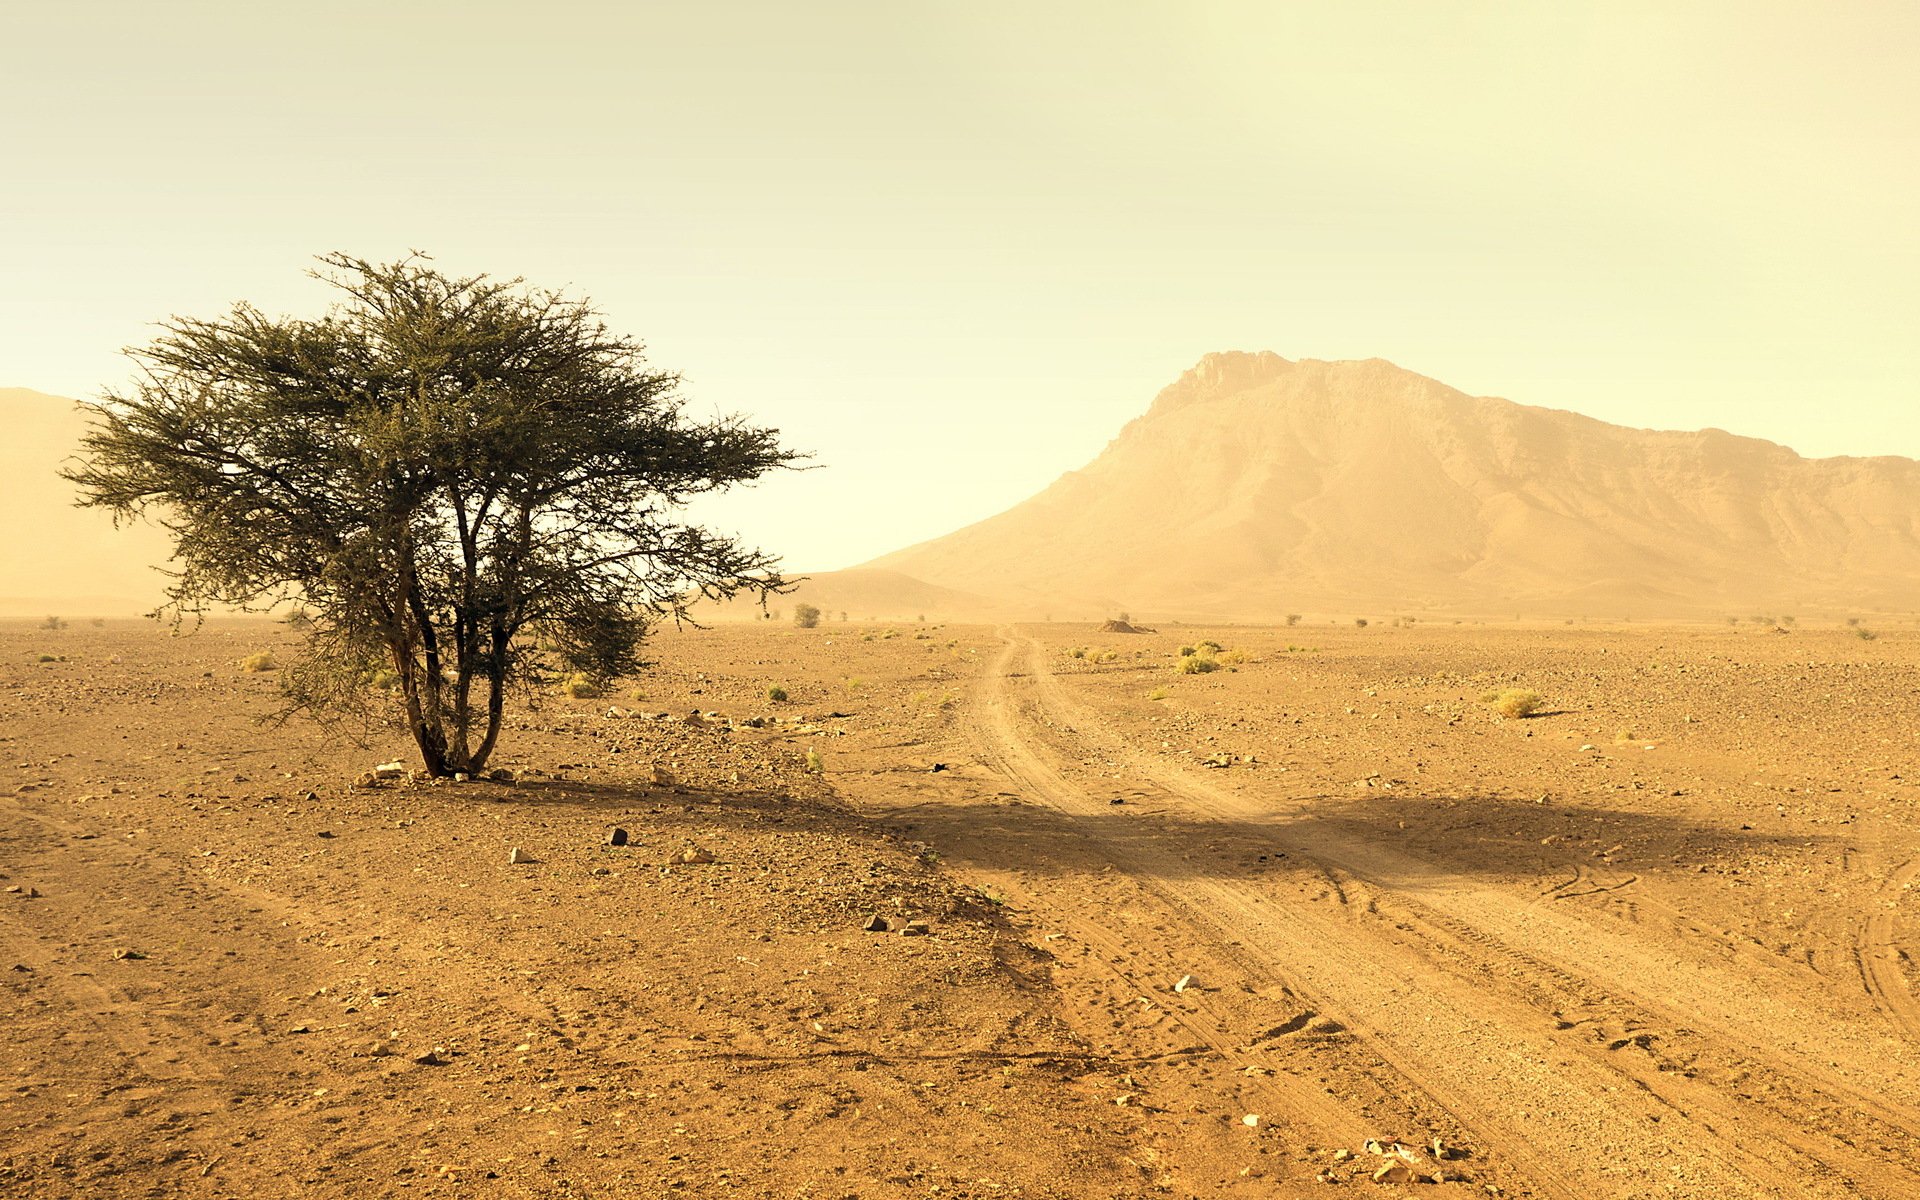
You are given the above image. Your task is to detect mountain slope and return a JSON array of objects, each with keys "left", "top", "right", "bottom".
[
  {"left": 1, "top": 388, "right": 174, "bottom": 616},
  {"left": 870, "top": 353, "right": 1920, "bottom": 618}
]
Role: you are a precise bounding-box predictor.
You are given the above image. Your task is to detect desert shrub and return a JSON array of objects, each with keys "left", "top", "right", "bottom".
[
  {"left": 89, "top": 617, "right": 105, "bottom": 628},
  {"left": 1480, "top": 688, "right": 1543, "bottom": 719},
  {"left": 41, "top": 615, "right": 67, "bottom": 630},
  {"left": 793, "top": 603, "right": 821, "bottom": 629},
  {"left": 368, "top": 667, "right": 400, "bottom": 690},
  {"left": 1066, "top": 647, "right": 1087, "bottom": 659},
  {"left": 1218, "top": 648, "right": 1251, "bottom": 665},
  {"left": 1178, "top": 654, "right": 1219, "bottom": 674},
  {"left": 560, "top": 672, "right": 600, "bottom": 698},
  {"left": 766, "top": 684, "right": 788, "bottom": 702},
  {"left": 1353, "top": 618, "right": 1369, "bottom": 628},
  {"left": 1178, "top": 644, "right": 1196, "bottom": 657},
  {"left": 804, "top": 747, "right": 823, "bottom": 774},
  {"left": 36, "top": 654, "right": 59, "bottom": 663},
  {"left": 240, "top": 651, "right": 279, "bottom": 672},
  {"left": 1147, "top": 686, "right": 1169, "bottom": 700},
  {"left": 1195, "top": 640, "right": 1222, "bottom": 654},
  {"left": 844, "top": 676, "right": 866, "bottom": 692},
  {"left": 1285, "top": 614, "right": 1302, "bottom": 626},
  {"left": 1846, "top": 617, "right": 1860, "bottom": 627},
  {"left": 1856, "top": 627, "right": 1879, "bottom": 641}
]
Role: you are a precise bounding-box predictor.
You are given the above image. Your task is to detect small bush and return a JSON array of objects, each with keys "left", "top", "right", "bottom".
[
  {"left": 1147, "top": 686, "right": 1169, "bottom": 700},
  {"left": 368, "top": 668, "right": 400, "bottom": 691},
  {"left": 1178, "top": 654, "right": 1219, "bottom": 674},
  {"left": 1284, "top": 614, "right": 1302, "bottom": 626},
  {"left": 36, "top": 654, "right": 60, "bottom": 663},
  {"left": 1218, "top": 648, "right": 1251, "bottom": 666},
  {"left": 1178, "top": 644, "right": 1196, "bottom": 657},
  {"left": 793, "top": 603, "right": 821, "bottom": 629},
  {"left": 240, "top": 651, "right": 278, "bottom": 672},
  {"left": 560, "top": 672, "right": 599, "bottom": 698},
  {"left": 1856, "top": 627, "right": 1879, "bottom": 641},
  {"left": 766, "top": 684, "right": 789, "bottom": 703},
  {"left": 804, "top": 747, "right": 823, "bottom": 774},
  {"left": 1195, "top": 640, "right": 1222, "bottom": 654},
  {"left": 1353, "top": 618, "right": 1369, "bottom": 628},
  {"left": 1066, "top": 647, "right": 1087, "bottom": 659},
  {"left": 1480, "top": 688, "right": 1544, "bottom": 719},
  {"left": 40, "top": 615, "right": 67, "bottom": 631}
]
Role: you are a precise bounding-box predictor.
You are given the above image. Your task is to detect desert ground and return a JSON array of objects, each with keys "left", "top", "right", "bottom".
[{"left": 4, "top": 615, "right": 1919, "bottom": 1198}]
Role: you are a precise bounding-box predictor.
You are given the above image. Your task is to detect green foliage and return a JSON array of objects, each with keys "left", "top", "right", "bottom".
[
  {"left": 766, "top": 684, "right": 788, "bottom": 702},
  {"left": 63, "top": 254, "right": 796, "bottom": 776}
]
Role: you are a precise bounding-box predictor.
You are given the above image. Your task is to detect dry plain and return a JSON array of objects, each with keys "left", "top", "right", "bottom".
[{"left": 3, "top": 616, "right": 1919, "bottom": 1199}]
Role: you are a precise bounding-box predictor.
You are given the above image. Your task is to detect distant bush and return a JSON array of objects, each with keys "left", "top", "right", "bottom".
[
  {"left": 1285, "top": 614, "right": 1302, "bottom": 626},
  {"left": 36, "top": 654, "right": 60, "bottom": 663},
  {"left": 240, "top": 651, "right": 278, "bottom": 672},
  {"left": 793, "top": 603, "right": 821, "bottom": 629},
  {"left": 766, "top": 684, "right": 788, "bottom": 702},
  {"left": 1846, "top": 617, "right": 1860, "bottom": 627},
  {"left": 1147, "top": 686, "right": 1169, "bottom": 700},
  {"left": 41, "top": 615, "right": 66, "bottom": 631},
  {"left": 1480, "top": 688, "right": 1544, "bottom": 719},
  {"left": 1177, "top": 644, "right": 1196, "bottom": 657},
  {"left": 1354, "top": 618, "right": 1369, "bottom": 628},
  {"left": 89, "top": 617, "right": 105, "bottom": 628},
  {"left": 1066, "top": 647, "right": 1087, "bottom": 659},
  {"left": 1195, "top": 640, "right": 1222, "bottom": 654},
  {"left": 1856, "top": 627, "right": 1879, "bottom": 641},
  {"left": 1178, "top": 654, "right": 1219, "bottom": 674},
  {"left": 1218, "top": 648, "right": 1251, "bottom": 666},
  {"left": 560, "top": 672, "right": 599, "bottom": 698}
]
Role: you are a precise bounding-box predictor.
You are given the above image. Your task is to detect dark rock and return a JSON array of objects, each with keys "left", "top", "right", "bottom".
[
  {"left": 606, "top": 827, "right": 629, "bottom": 847},
  {"left": 861, "top": 914, "right": 890, "bottom": 933}
]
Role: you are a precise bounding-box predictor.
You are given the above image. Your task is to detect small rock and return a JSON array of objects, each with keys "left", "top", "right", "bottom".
[
  {"left": 897, "top": 921, "right": 930, "bottom": 937},
  {"left": 1109, "top": 797, "right": 1125, "bottom": 805},
  {"left": 928, "top": 763, "right": 948, "bottom": 773},
  {"left": 316, "top": 830, "right": 335, "bottom": 839},
  {"left": 487, "top": 768, "right": 515, "bottom": 783},
  {"left": 111, "top": 948, "right": 147, "bottom": 961},
  {"left": 9, "top": 963, "right": 30, "bottom": 972},
  {"left": 302, "top": 790, "right": 320, "bottom": 802},
  {"left": 649, "top": 765, "right": 676, "bottom": 787},
  {"left": 1173, "top": 974, "right": 1197, "bottom": 993},
  {"left": 606, "top": 827, "right": 629, "bottom": 847},
  {"left": 373, "top": 761, "right": 406, "bottom": 780},
  {"left": 508, "top": 847, "right": 537, "bottom": 865},
  {"left": 412, "top": 1047, "right": 449, "bottom": 1066},
  {"left": 675, "top": 846, "right": 715, "bottom": 865},
  {"left": 451, "top": 772, "right": 469, "bottom": 783},
  {"left": 1241, "top": 1114, "right": 1260, "bottom": 1128},
  {"left": 1372, "top": 1162, "right": 1416, "bottom": 1184},
  {"left": 861, "top": 914, "right": 891, "bottom": 933},
  {"left": 368, "top": 1041, "right": 393, "bottom": 1057},
  {"left": 352, "top": 773, "right": 381, "bottom": 790}
]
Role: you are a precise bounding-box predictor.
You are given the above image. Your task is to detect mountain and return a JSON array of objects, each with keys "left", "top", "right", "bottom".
[
  {"left": 869, "top": 353, "right": 1920, "bottom": 619},
  {"left": 1, "top": 388, "right": 174, "bottom": 617}
]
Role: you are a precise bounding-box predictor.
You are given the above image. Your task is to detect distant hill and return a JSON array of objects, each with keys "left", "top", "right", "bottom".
[
  {"left": 701, "top": 568, "right": 1006, "bottom": 624},
  {"left": 869, "top": 353, "right": 1920, "bottom": 620},
  {"left": 0, "top": 388, "right": 173, "bottom": 617}
]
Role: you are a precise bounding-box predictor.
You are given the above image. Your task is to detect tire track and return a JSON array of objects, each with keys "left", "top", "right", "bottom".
[{"left": 971, "top": 630, "right": 1920, "bottom": 1198}]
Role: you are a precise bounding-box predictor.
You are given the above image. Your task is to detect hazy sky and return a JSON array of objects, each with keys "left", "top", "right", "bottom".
[{"left": 5, "top": 2, "right": 1917, "bottom": 572}]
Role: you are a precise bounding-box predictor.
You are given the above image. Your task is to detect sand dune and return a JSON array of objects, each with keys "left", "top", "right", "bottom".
[{"left": 871, "top": 353, "right": 1920, "bottom": 619}]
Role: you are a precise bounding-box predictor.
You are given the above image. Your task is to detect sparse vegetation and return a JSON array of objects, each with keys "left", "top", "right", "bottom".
[
  {"left": 1855, "top": 627, "right": 1879, "bottom": 641},
  {"left": 239, "top": 651, "right": 279, "bottom": 672},
  {"left": 804, "top": 747, "right": 824, "bottom": 774},
  {"left": 793, "top": 603, "right": 821, "bottom": 629},
  {"left": 766, "top": 684, "right": 789, "bottom": 703},
  {"left": 1147, "top": 686, "right": 1169, "bottom": 701},
  {"left": 63, "top": 253, "right": 795, "bottom": 777},
  {"left": 1480, "top": 687, "right": 1544, "bottom": 719},
  {"left": 40, "top": 615, "right": 67, "bottom": 631},
  {"left": 560, "top": 673, "right": 600, "bottom": 699},
  {"left": 1354, "top": 618, "right": 1369, "bottom": 628},
  {"left": 1178, "top": 654, "right": 1220, "bottom": 674},
  {"left": 1285, "top": 614, "right": 1302, "bottom": 626}
]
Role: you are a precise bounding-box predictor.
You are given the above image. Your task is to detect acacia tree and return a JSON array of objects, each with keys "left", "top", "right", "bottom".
[{"left": 65, "top": 254, "right": 796, "bottom": 776}]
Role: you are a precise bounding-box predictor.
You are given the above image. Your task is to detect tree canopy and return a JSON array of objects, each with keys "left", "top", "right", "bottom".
[{"left": 65, "top": 253, "right": 797, "bottom": 776}]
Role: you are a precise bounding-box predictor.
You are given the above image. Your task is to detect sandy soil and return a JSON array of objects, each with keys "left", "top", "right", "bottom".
[{"left": 4, "top": 616, "right": 1918, "bottom": 1198}]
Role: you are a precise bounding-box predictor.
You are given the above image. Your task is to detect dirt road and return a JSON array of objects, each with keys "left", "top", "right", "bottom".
[{"left": 930, "top": 627, "right": 1920, "bottom": 1198}]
